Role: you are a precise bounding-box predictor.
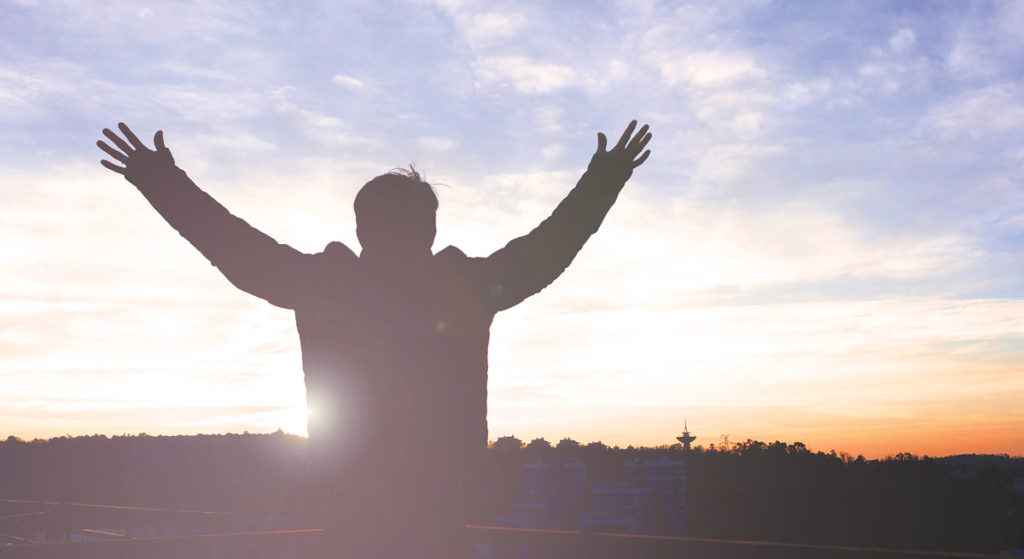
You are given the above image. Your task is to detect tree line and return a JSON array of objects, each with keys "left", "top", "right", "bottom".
[{"left": 1, "top": 433, "right": 1020, "bottom": 553}]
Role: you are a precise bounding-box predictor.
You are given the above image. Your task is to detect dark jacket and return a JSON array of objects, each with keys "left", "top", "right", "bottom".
[{"left": 129, "top": 154, "right": 632, "bottom": 528}]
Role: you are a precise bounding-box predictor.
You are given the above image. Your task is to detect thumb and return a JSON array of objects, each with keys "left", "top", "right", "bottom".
[
  {"left": 154, "top": 130, "right": 166, "bottom": 151},
  {"left": 596, "top": 132, "right": 607, "bottom": 153}
]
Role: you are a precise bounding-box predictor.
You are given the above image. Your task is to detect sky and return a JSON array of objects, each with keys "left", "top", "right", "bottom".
[{"left": 1, "top": 0, "right": 1023, "bottom": 459}]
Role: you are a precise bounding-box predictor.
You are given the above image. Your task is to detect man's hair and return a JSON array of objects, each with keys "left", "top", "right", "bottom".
[{"left": 354, "top": 167, "right": 438, "bottom": 220}]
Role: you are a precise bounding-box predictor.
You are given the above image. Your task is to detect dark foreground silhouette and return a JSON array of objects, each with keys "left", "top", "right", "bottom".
[
  {"left": 96, "top": 120, "right": 651, "bottom": 557},
  {"left": 1, "top": 434, "right": 1019, "bottom": 554}
]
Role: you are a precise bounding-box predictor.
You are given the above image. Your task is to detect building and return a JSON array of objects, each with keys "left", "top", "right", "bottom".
[
  {"left": 627, "top": 455, "right": 687, "bottom": 536},
  {"left": 493, "top": 423, "right": 694, "bottom": 540},
  {"left": 492, "top": 459, "right": 587, "bottom": 530},
  {"left": 582, "top": 481, "right": 652, "bottom": 535}
]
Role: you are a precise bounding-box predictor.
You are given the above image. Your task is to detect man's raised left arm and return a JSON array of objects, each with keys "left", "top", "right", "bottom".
[{"left": 479, "top": 120, "right": 652, "bottom": 311}]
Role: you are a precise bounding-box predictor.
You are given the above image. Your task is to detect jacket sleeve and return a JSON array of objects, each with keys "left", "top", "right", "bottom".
[
  {"left": 480, "top": 153, "right": 634, "bottom": 312},
  {"left": 130, "top": 165, "right": 326, "bottom": 310}
]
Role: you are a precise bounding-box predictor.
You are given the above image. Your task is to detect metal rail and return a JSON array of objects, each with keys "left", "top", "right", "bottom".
[
  {"left": 467, "top": 525, "right": 1008, "bottom": 559},
  {"left": 0, "top": 528, "right": 322, "bottom": 558},
  {"left": 0, "top": 500, "right": 1008, "bottom": 559}
]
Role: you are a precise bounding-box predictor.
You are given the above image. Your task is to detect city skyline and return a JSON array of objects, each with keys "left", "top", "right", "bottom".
[{"left": 2, "top": 0, "right": 1023, "bottom": 459}]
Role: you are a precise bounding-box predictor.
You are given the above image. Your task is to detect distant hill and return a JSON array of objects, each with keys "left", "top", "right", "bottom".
[{"left": 939, "top": 453, "right": 1024, "bottom": 474}]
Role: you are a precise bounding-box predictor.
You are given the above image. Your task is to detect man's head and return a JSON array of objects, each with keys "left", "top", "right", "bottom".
[{"left": 354, "top": 168, "right": 438, "bottom": 259}]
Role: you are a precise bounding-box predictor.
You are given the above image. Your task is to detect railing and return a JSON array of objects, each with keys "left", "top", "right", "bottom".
[
  {"left": 0, "top": 499, "right": 1009, "bottom": 558},
  {"left": 467, "top": 525, "right": 1009, "bottom": 559},
  {"left": 0, "top": 528, "right": 321, "bottom": 558}
]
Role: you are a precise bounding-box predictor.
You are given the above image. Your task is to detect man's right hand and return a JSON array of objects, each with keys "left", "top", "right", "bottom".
[
  {"left": 595, "top": 120, "right": 652, "bottom": 170},
  {"left": 97, "top": 123, "right": 175, "bottom": 185}
]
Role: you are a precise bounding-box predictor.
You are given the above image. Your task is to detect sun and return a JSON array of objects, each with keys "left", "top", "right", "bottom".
[{"left": 276, "top": 405, "right": 310, "bottom": 438}]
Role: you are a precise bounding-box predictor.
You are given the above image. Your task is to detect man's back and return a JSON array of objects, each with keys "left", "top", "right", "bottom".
[{"left": 298, "top": 243, "right": 490, "bottom": 497}]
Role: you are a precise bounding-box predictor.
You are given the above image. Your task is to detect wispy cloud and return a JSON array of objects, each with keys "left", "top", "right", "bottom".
[
  {"left": 650, "top": 50, "right": 767, "bottom": 89},
  {"left": 331, "top": 74, "right": 365, "bottom": 89},
  {"left": 472, "top": 56, "right": 577, "bottom": 94},
  {"left": 918, "top": 84, "right": 1024, "bottom": 140}
]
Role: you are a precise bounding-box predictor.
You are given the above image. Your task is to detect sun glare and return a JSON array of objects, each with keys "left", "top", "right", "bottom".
[{"left": 277, "top": 405, "right": 310, "bottom": 437}]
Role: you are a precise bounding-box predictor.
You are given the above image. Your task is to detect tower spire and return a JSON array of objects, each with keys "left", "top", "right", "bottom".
[{"left": 676, "top": 419, "right": 696, "bottom": 452}]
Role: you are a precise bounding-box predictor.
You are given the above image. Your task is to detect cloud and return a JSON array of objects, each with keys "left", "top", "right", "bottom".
[
  {"left": 331, "top": 74, "right": 365, "bottom": 89},
  {"left": 730, "top": 111, "right": 764, "bottom": 140},
  {"left": 23, "top": 0, "right": 261, "bottom": 44},
  {"left": 649, "top": 50, "right": 766, "bottom": 89},
  {"left": 269, "top": 87, "right": 378, "bottom": 148},
  {"left": 996, "top": 0, "right": 1024, "bottom": 47},
  {"left": 419, "top": 0, "right": 527, "bottom": 43},
  {"left": 918, "top": 84, "right": 1024, "bottom": 140},
  {"left": 488, "top": 292, "right": 1024, "bottom": 453},
  {"left": 419, "top": 136, "right": 457, "bottom": 151},
  {"left": 780, "top": 78, "right": 832, "bottom": 109},
  {"left": 541, "top": 144, "right": 565, "bottom": 159},
  {"left": 0, "top": 60, "right": 113, "bottom": 121},
  {"left": 945, "top": 37, "right": 1001, "bottom": 78},
  {"left": 460, "top": 11, "right": 528, "bottom": 47},
  {"left": 607, "top": 59, "right": 629, "bottom": 82},
  {"left": 690, "top": 142, "right": 787, "bottom": 187},
  {"left": 889, "top": 28, "right": 917, "bottom": 53},
  {"left": 432, "top": 168, "right": 578, "bottom": 255},
  {"left": 472, "top": 56, "right": 577, "bottom": 94},
  {"left": 184, "top": 131, "right": 277, "bottom": 155},
  {"left": 569, "top": 198, "right": 984, "bottom": 309},
  {"left": 855, "top": 61, "right": 911, "bottom": 93},
  {"left": 532, "top": 105, "right": 565, "bottom": 133}
]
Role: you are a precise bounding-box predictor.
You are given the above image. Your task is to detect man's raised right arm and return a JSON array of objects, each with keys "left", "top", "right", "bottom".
[{"left": 97, "top": 123, "right": 330, "bottom": 310}]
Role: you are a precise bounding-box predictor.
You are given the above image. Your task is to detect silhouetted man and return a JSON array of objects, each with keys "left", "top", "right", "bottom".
[{"left": 97, "top": 120, "right": 651, "bottom": 557}]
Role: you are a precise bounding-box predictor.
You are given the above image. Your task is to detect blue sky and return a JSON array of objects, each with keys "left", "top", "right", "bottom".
[{"left": 2, "top": 0, "right": 1023, "bottom": 457}]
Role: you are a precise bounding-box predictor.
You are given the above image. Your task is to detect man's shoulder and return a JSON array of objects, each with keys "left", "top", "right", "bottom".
[
  {"left": 435, "top": 245, "right": 468, "bottom": 261},
  {"left": 435, "top": 245, "right": 492, "bottom": 270},
  {"left": 320, "top": 241, "right": 358, "bottom": 261},
  {"left": 306, "top": 241, "right": 358, "bottom": 274},
  {"left": 435, "top": 245, "right": 493, "bottom": 279}
]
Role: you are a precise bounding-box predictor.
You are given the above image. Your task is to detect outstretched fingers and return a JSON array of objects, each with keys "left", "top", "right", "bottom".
[
  {"left": 631, "top": 130, "right": 652, "bottom": 156},
  {"left": 598, "top": 120, "right": 652, "bottom": 167},
  {"left": 98, "top": 124, "right": 171, "bottom": 175},
  {"left": 118, "top": 122, "right": 146, "bottom": 151},
  {"left": 627, "top": 125, "right": 651, "bottom": 154},
  {"left": 100, "top": 159, "right": 127, "bottom": 175},
  {"left": 102, "top": 128, "right": 133, "bottom": 155},
  {"left": 615, "top": 120, "right": 638, "bottom": 150},
  {"left": 633, "top": 149, "right": 651, "bottom": 168},
  {"left": 96, "top": 140, "right": 128, "bottom": 163}
]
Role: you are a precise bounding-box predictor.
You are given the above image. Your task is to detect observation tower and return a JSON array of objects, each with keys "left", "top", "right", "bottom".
[{"left": 676, "top": 420, "right": 696, "bottom": 452}]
